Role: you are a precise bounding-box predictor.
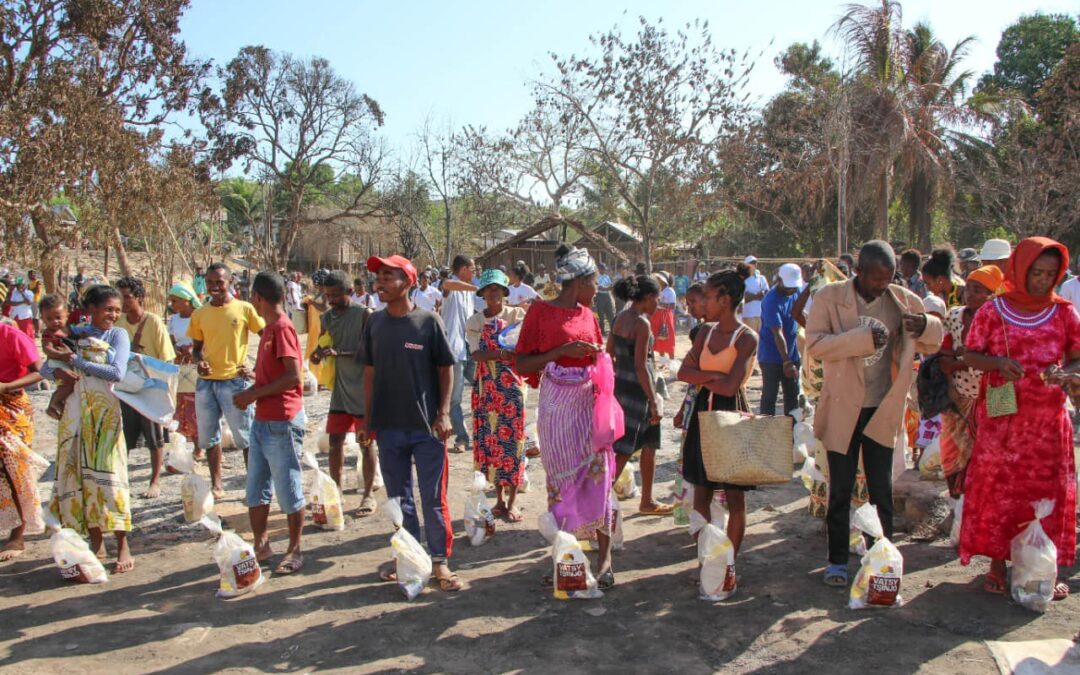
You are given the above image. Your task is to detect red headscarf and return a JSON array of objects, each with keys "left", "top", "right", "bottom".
[{"left": 1002, "top": 237, "right": 1071, "bottom": 312}]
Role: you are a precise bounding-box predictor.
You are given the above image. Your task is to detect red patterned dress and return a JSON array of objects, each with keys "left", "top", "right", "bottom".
[
  {"left": 471, "top": 313, "right": 527, "bottom": 487},
  {"left": 959, "top": 298, "right": 1080, "bottom": 565}
]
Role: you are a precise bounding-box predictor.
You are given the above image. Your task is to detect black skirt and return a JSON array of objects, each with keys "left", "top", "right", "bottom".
[{"left": 680, "top": 386, "right": 756, "bottom": 491}]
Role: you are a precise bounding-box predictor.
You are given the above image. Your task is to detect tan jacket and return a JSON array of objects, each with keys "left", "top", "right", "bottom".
[{"left": 806, "top": 279, "right": 943, "bottom": 456}]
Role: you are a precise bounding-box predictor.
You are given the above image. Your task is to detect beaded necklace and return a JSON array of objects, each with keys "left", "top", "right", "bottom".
[{"left": 994, "top": 297, "right": 1058, "bottom": 329}]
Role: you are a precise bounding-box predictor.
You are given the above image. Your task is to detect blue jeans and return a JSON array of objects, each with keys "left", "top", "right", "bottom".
[
  {"left": 378, "top": 429, "right": 452, "bottom": 562},
  {"left": 449, "top": 360, "right": 470, "bottom": 447},
  {"left": 246, "top": 413, "right": 307, "bottom": 513},
  {"left": 195, "top": 377, "right": 253, "bottom": 450},
  {"left": 759, "top": 361, "right": 800, "bottom": 416}
]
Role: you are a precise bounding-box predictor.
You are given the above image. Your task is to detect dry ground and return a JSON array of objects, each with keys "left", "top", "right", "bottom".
[{"left": 1, "top": 333, "right": 1078, "bottom": 674}]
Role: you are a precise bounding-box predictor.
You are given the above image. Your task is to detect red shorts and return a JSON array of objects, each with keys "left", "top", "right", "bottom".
[{"left": 326, "top": 412, "right": 365, "bottom": 436}]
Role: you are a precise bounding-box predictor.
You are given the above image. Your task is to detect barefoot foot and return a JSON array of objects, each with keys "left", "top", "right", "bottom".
[{"left": 142, "top": 482, "right": 161, "bottom": 499}]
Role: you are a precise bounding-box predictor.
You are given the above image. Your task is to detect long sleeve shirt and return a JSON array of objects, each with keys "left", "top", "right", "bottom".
[{"left": 41, "top": 325, "right": 129, "bottom": 382}]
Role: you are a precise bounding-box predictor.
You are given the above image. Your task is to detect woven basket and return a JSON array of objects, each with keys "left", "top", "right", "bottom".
[{"left": 699, "top": 411, "right": 794, "bottom": 486}]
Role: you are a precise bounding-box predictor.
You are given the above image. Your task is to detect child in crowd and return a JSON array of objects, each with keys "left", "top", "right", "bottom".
[
  {"left": 674, "top": 283, "right": 708, "bottom": 431},
  {"left": 39, "top": 293, "right": 76, "bottom": 420}
]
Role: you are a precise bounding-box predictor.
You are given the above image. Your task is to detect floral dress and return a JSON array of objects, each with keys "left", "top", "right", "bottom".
[
  {"left": 472, "top": 317, "right": 527, "bottom": 488},
  {"left": 959, "top": 299, "right": 1080, "bottom": 565}
]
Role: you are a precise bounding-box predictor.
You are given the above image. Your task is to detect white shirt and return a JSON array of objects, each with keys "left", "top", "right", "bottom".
[
  {"left": 534, "top": 273, "right": 550, "bottom": 287},
  {"left": 742, "top": 272, "right": 770, "bottom": 319},
  {"left": 660, "top": 286, "right": 677, "bottom": 305},
  {"left": 286, "top": 280, "right": 302, "bottom": 311},
  {"left": 168, "top": 314, "right": 193, "bottom": 348},
  {"left": 413, "top": 285, "right": 442, "bottom": 312},
  {"left": 7, "top": 288, "right": 33, "bottom": 321},
  {"left": 1061, "top": 277, "right": 1080, "bottom": 314},
  {"left": 507, "top": 282, "right": 540, "bottom": 307},
  {"left": 693, "top": 271, "right": 710, "bottom": 283}
]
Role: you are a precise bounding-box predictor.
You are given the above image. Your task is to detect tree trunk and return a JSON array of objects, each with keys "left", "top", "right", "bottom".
[
  {"left": 908, "top": 170, "right": 933, "bottom": 251},
  {"left": 443, "top": 199, "right": 452, "bottom": 266},
  {"left": 111, "top": 227, "right": 132, "bottom": 276},
  {"left": 876, "top": 164, "right": 892, "bottom": 241},
  {"left": 30, "top": 211, "right": 59, "bottom": 294}
]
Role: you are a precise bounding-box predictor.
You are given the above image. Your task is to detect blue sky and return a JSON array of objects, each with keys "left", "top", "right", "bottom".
[{"left": 180, "top": 0, "right": 1079, "bottom": 155}]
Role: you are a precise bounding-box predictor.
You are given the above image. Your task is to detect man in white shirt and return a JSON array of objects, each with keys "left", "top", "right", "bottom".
[
  {"left": 507, "top": 267, "right": 540, "bottom": 308},
  {"left": 440, "top": 255, "right": 478, "bottom": 454},
  {"left": 1061, "top": 262, "right": 1080, "bottom": 312},
  {"left": 412, "top": 271, "right": 443, "bottom": 312},
  {"left": 533, "top": 264, "right": 550, "bottom": 288},
  {"left": 286, "top": 272, "right": 303, "bottom": 313},
  {"left": 740, "top": 255, "right": 769, "bottom": 334},
  {"left": 5, "top": 277, "right": 36, "bottom": 337}
]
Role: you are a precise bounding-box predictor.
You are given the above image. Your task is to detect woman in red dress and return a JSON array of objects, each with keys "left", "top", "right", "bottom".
[{"left": 961, "top": 237, "right": 1080, "bottom": 599}]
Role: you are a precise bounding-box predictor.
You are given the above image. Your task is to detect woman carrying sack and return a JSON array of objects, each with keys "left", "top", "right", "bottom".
[
  {"left": 960, "top": 237, "right": 1080, "bottom": 600},
  {"left": 677, "top": 271, "right": 758, "bottom": 561}
]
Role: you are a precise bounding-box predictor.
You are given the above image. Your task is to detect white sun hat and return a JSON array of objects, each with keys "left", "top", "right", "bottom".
[
  {"left": 778, "top": 263, "right": 803, "bottom": 290},
  {"left": 979, "top": 239, "right": 1012, "bottom": 261}
]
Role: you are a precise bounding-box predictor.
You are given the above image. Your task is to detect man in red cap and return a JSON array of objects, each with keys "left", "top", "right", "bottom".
[{"left": 360, "top": 254, "right": 463, "bottom": 592}]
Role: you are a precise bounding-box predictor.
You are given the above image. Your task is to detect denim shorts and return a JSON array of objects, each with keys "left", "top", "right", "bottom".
[
  {"left": 246, "top": 413, "right": 306, "bottom": 514},
  {"left": 195, "top": 377, "right": 253, "bottom": 450}
]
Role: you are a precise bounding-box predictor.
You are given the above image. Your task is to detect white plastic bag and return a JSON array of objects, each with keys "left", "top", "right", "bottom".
[
  {"left": 200, "top": 514, "right": 265, "bottom": 598},
  {"left": 43, "top": 509, "right": 108, "bottom": 584},
  {"left": 672, "top": 472, "right": 692, "bottom": 528},
  {"left": 519, "top": 457, "right": 531, "bottom": 493},
  {"left": 698, "top": 522, "right": 736, "bottom": 601},
  {"left": 384, "top": 497, "right": 432, "bottom": 601},
  {"left": 798, "top": 456, "right": 826, "bottom": 492},
  {"left": 949, "top": 496, "right": 963, "bottom": 549},
  {"left": 610, "top": 490, "right": 624, "bottom": 551},
  {"left": 220, "top": 421, "right": 236, "bottom": 450},
  {"left": 317, "top": 432, "right": 331, "bottom": 454},
  {"left": 181, "top": 473, "right": 214, "bottom": 523},
  {"left": 463, "top": 471, "right": 495, "bottom": 546},
  {"left": 849, "top": 503, "right": 903, "bottom": 609},
  {"left": 793, "top": 416, "right": 815, "bottom": 463},
  {"left": 552, "top": 530, "right": 603, "bottom": 600},
  {"left": 918, "top": 438, "right": 943, "bottom": 480},
  {"left": 849, "top": 527, "right": 867, "bottom": 556},
  {"left": 302, "top": 452, "right": 344, "bottom": 531},
  {"left": 613, "top": 463, "right": 639, "bottom": 500},
  {"left": 1010, "top": 499, "right": 1058, "bottom": 613},
  {"left": 165, "top": 433, "right": 194, "bottom": 474}
]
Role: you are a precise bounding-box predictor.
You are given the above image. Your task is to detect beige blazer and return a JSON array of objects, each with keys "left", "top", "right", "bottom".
[{"left": 806, "top": 279, "right": 943, "bottom": 456}]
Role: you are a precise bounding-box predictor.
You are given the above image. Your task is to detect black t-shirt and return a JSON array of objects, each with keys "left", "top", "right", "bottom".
[{"left": 359, "top": 307, "right": 455, "bottom": 434}]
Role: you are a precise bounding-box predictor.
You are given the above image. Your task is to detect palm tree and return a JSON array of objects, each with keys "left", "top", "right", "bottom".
[
  {"left": 899, "top": 22, "right": 976, "bottom": 250},
  {"left": 831, "top": 0, "right": 910, "bottom": 241}
]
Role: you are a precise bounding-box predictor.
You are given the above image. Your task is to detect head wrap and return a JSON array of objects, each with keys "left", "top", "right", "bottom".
[
  {"left": 554, "top": 246, "right": 597, "bottom": 282},
  {"left": 168, "top": 280, "right": 202, "bottom": 308},
  {"left": 965, "top": 265, "right": 1004, "bottom": 295},
  {"left": 1002, "top": 237, "right": 1070, "bottom": 312}
]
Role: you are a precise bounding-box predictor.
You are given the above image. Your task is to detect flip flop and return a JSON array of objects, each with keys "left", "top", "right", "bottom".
[
  {"left": 357, "top": 495, "right": 377, "bottom": 518},
  {"left": 378, "top": 561, "right": 397, "bottom": 582},
  {"left": 525, "top": 447, "right": 541, "bottom": 458},
  {"left": 983, "top": 570, "right": 1006, "bottom": 595},
  {"left": 1054, "top": 582, "right": 1070, "bottom": 601},
  {"left": 824, "top": 564, "right": 848, "bottom": 587},
  {"left": 597, "top": 570, "right": 615, "bottom": 590},
  {"left": 114, "top": 558, "right": 136, "bottom": 574},
  {"left": 436, "top": 572, "right": 463, "bottom": 592},
  {"left": 638, "top": 502, "right": 676, "bottom": 516},
  {"left": 274, "top": 555, "right": 303, "bottom": 575},
  {"left": 505, "top": 509, "right": 524, "bottom": 523}
]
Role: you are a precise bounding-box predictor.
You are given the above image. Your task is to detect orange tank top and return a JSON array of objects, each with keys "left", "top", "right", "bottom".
[{"left": 699, "top": 324, "right": 750, "bottom": 385}]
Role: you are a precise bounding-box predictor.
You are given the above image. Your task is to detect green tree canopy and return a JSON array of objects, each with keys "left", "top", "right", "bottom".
[{"left": 977, "top": 12, "right": 1079, "bottom": 107}]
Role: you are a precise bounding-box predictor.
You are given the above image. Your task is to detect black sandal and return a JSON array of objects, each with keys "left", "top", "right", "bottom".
[{"left": 597, "top": 570, "right": 615, "bottom": 590}]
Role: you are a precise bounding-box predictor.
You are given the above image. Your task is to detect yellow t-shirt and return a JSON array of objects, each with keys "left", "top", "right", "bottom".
[
  {"left": 28, "top": 279, "right": 44, "bottom": 303},
  {"left": 187, "top": 300, "right": 265, "bottom": 380},
  {"left": 117, "top": 313, "right": 176, "bottom": 362}
]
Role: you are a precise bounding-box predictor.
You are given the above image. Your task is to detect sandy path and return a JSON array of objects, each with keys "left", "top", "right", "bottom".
[{"left": 1, "top": 334, "right": 1077, "bottom": 674}]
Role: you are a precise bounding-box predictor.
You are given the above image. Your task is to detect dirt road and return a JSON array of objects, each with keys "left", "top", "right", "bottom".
[{"left": 1, "top": 334, "right": 1077, "bottom": 674}]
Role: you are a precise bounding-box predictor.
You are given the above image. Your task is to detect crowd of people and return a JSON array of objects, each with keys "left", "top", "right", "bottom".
[{"left": 0, "top": 233, "right": 1078, "bottom": 606}]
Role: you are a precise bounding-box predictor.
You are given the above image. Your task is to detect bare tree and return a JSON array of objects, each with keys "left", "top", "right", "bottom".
[
  {"left": 417, "top": 115, "right": 459, "bottom": 266},
  {"left": 538, "top": 18, "right": 755, "bottom": 268},
  {"left": 202, "top": 46, "right": 385, "bottom": 269}
]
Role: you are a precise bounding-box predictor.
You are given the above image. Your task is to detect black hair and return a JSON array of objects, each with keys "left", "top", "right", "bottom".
[
  {"left": 839, "top": 253, "right": 856, "bottom": 268},
  {"left": 82, "top": 284, "right": 121, "bottom": 308},
  {"left": 252, "top": 271, "right": 284, "bottom": 304},
  {"left": 613, "top": 274, "right": 661, "bottom": 303},
  {"left": 452, "top": 255, "right": 473, "bottom": 273},
  {"left": 206, "top": 262, "right": 231, "bottom": 278},
  {"left": 39, "top": 293, "right": 65, "bottom": 312},
  {"left": 685, "top": 282, "right": 706, "bottom": 298},
  {"left": 512, "top": 261, "right": 530, "bottom": 280},
  {"left": 114, "top": 276, "right": 145, "bottom": 299},
  {"left": 900, "top": 249, "right": 922, "bottom": 268},
  {"left": 706, "top": 270, "right": 745, "bottom": 305},
  {"left": 734, "top": 262, "right": 751, "bottom": 279},
  {"left": 836, "top": 261, "right": 851, "bottom": 278},
  {"left": 554, "top": 243, "right": 573, "bottom": 258},
  {"left": 858, "top": 240, "right": 897, "bottom": 271},
  {"left": 324, "top": 270, "right": 348, "bottom": 290},
  {"left": 353, "top": 277, "right": 365, "bottom": 288},
  {"left": 920, "top": 247, "right": 955, "bottom": 279},
  {"left": 634, "top": 262, "right": 648, "bottom": 276}
]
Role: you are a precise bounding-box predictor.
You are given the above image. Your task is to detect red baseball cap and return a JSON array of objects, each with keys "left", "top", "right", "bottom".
[{"left": 367, "top": 255, "right": 417, "bottom": 285}]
